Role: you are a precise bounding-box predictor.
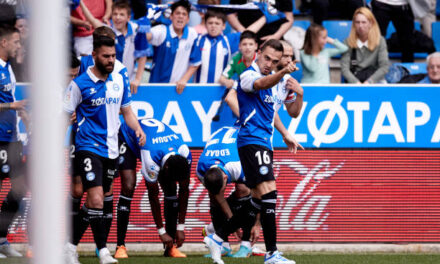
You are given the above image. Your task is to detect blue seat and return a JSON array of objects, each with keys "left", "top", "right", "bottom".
[
  {"left": 385, "top": 21, "right": 421, "bottom": 39},
  {"left": 322, "top": 20, "right": 352, "bottom": 51},
  {"left": 290, "top": 62, "right": 303, "bottom": 81},
  {"left": 394, "top": 62, "right": 427, "bottom": 74},
  {"left": 293, "top": 20, "right": 311, "bottom": 31},
  {"left": 437, "top": 0, "right": 440, "bottom": 16},
  {"left": 432, "top": 22, "right": 440, "bottom": 52},
  {"left": 386, "top": 21, "right": 426, "bottom": 59}
]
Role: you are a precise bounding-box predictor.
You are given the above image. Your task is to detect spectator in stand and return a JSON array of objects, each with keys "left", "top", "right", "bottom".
[
  {"left": 227, "top": 0, "right": 294, "bottom": 43},
  {"left": 82, "top": 0, "right": 150, "bottom": 94},
  {"left": 146, "top": 0, "right": 199, "bottom": 87},
  {"left": 10, "top": 15, "right": 29, "bottom": 82},
  {"left": 71, "top": 0, "right": 113, "bottom": 56},
  {"left": 300, "top": 23, "right": 348, "bottom": 84},
  {"left": 418, "top": 52, "right": 440, "bottom": 84},
  {"left": 341, "top": 7, "right": 390, "bottom": 84},
  {"left": 193, "top": 0, "right": 220, "bottom": 35},
  {"left": 176, "top": 10, "right": 266, "bottom": 93},
  {"left": 310, "top": 0, "right": 364, "bottom": 25},
  {"left": 410, "top": 0, "right": 436, "bottom": 37},
  {"left": 371, "top": 0, "right": 415, "bottom": 62}
]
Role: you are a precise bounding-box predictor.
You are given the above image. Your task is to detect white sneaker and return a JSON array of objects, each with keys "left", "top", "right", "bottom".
[
  {"left": 264, "top": 251, "right": 296, "bottom": 264},
  {"left": 203, "top": 234, "right": 224, "bottom": 264},
  {"left": 0, "top": 241, "right": 22, "bottom": 257},
  {"left": 64, "top": 243, "right": 81, "bottom": 264},
  {"left": 99, "top": 247, "right": 118, "bottom": 264}
]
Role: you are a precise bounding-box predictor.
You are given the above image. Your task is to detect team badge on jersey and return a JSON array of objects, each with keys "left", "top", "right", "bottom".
[{"left": 113, "top": 83, "right": 120, "bottom": 91}]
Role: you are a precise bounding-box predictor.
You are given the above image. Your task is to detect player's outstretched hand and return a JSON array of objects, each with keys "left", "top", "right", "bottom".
[
  {"left": 136, "top": 129, "right": 146, "bottom": 146},
  {"left": 283, "top": 133, "right": 304, "bottom": 154},
  {"left": 160, "top": 233, "right": 174, "bottom": 249},
  {"left": 285, "top": 77, "right": 303, "bottom": 97},
  {"left": 11, "top": 99, "right": 27, "bottom": 111},
  {"left": 176, "top": 230, "right": 185, "bottom": 248}
]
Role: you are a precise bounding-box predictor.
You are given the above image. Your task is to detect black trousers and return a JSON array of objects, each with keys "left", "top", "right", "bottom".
[
  {"left": 311, "top": 0, "right": 365, "bottom": 25},
  {"left": 372, "top": 0, "right": 415, "bottom": 62}
]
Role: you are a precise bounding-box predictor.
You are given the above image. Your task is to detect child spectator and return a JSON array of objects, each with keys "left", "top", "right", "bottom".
[
  {"left": 300, "top": 23, "right": 348, "bottom": 83},
  {"left": 146, "top": 0, "right": 199, "bottom": 89},
  {"left": 111, "top": 0, "right": 150, "bottom": 93},
  {"left": 219, "top": 31, "right": 259, "bottom": 117},
  {"left": 176, "top": 10, "right": 265, "bottom": 94}
]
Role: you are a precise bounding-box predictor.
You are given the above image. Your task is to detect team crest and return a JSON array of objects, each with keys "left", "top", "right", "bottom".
[
  {"left": 1, "top": 165, "right": 10, "bottom": 174},
  {"left": 86, "top": 172, "right": 95, "bottom": 181},
  {"left": 113, "top": 83, "right": 120, "bottom": 91}
]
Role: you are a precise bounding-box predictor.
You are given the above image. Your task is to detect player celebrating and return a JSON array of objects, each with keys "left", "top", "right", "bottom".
[
  {"left": 204, "top": 39, "right": 302, "bottom": 264},
  {"left": 116, "top": 117, "right": 191, "bottom": 258},
  {"left": 197, "top": 126, "right": 260, "bottom": 258},
  {"left": 63, "top": 34, "right": 145, "bottom": 264}
]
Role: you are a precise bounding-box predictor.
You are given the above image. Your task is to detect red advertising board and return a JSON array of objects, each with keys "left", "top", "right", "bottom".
[{"left": 3, "top": 149, "right": 440, "bottom": 243}]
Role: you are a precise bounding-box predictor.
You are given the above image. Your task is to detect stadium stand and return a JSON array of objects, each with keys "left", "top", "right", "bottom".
[
  {"left": 322, "top": 20, "right": 352, "bottom": 49},
  {"left": 432, "top": 22, "right": 440, "bottom": 52}
]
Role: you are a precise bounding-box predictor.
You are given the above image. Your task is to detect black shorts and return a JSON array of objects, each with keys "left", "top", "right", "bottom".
[
  {"left": 238, "top": 144, "right": 274, "bottom": 189},
  {"left": 0, "top": 141, "right": 24, "bottom": 180},
  {"left": 74, "top": 150, "right": 118, "bottom": 193},
  {"left": 118, "top": 135, "right": 137, "bottom": 172}
]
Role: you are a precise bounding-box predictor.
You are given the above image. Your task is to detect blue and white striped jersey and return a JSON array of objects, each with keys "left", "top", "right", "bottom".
[
  {"left": 119, "top": 118, "right": 191, "bottom": 183},
  {"left": 0, "top": 59, "right": 18, "bottom": 142},
  {"left": 112, "top": 21, "right": 152, "bottom": 81},
  {"left": 149, "top": 24, "right": 198, "bottom": 83},
  {"left": 78, "top": 55, "right": 130, "bottom": 89},
  {"left": 190, "top": 33, "right": 240, "bottom": 83},
  {"left": 63, "top": 67, "right": 131, "bottom": 159},
  {"left": 196, "top": 126, "right": 244, "bottom": 184},
  {"left": 237, "top": 61, "right": 296, "bottom": 150}
]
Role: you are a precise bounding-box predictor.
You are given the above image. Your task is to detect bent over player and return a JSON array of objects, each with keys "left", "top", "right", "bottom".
[
  {"left": 197, "top": 126, "right": 261, "bottom": 258},
  {"left": 116, "top": 118, "right": 191, "bottom": 258}
]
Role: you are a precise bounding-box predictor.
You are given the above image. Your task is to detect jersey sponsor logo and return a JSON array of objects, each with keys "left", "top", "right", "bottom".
[
  {"left": 259, "top": 165, "right": 268, "bottom": 175},
  {"left": 151, "top": 134, "right": 178, "bottom": 144},
  {"left": 86, "top": 172, "right": 95, "bottom": 181},
  {"left": 90, "top": 97, "right": 121, "bottom": 106},
  {"left": 205, "top": 149, "right": 231, "bottom": 157},
  {"left": 264, "top": 94, "right": 283, "bottom": 105}
]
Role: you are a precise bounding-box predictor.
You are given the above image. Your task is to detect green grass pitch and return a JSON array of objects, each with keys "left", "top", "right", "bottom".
[{"left": 1, "top": 253, "right": 439, "bottom": 264}]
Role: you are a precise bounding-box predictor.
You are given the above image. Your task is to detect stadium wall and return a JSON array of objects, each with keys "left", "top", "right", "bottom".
[{"left": 6, "top": 84, "right": 440, "bottom": 248}]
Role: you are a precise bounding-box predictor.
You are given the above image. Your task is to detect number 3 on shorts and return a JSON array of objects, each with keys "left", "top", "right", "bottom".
[
  {"left": 83, "top": 157, "right": 92, "bottom": 172},
  {"left": 255, "top": 150, "right": 270, "bottom": 165}
]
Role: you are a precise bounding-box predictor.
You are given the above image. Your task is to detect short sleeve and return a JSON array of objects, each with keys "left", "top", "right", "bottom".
[
  {"left": 63, "top": 81, "right": 82, "bottom": 114},
  {"left": 189, "top": 37, "right": 202, "bottom": 66},
  {"left": 120, "top": 70, "right": 132, "bottom": 108},
  {"left": 150, "top": 24, "right": 167, "bottom": 46},
  {"left": 141, "top": 149, "right": 160, "bottom": 183},
  {"left": 224, "top": 161, "right": 242, "bottom": 182},
  {"left": 226, "top": 32, "right": 241, "bottom": 54},
  {"left": 239, "top": 70, "right": 261, "bottom": 93}
]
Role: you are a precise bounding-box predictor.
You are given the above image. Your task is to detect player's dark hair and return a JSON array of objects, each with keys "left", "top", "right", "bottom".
[
  {"left": 204, "top": 9, "right": 226, "bottom": 23},
  {"left": 161, "top": 155, "right": 190, "bottom": 183},
  {"left": 0, "top": 24, "right": 19, "bottom": 40},
  {"left": 93, "top": 35, "right": 115, "bottom": 50},
  {"left": 113, "top": 0, "right": 131, "bottom": 14},
  {"left": 93, "top": 26, "right": 116, "bottom": 41},
  {"left": 70, "top": 52, "right": 80, "bottom": 69},
  {"left": 260, "top": 39, "right": 283, "bottom": 53},
  {"left": 171, "top": 0, "right": 191, "bottom": 15},
  {"left": 204, "top": 167, "right": 224, "bottom": 195},
  {"left": 240, "top": 30, "right": 258, "bottom": 44}
]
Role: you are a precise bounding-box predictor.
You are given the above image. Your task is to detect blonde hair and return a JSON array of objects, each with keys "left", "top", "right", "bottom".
[{"left": 346, "top": 7, "right": 381, "bottom": 51}]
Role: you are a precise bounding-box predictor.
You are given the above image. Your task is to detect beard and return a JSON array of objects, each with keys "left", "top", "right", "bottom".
[{"left": 95, "top": 59, "right": 114, "bottom": 75}]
